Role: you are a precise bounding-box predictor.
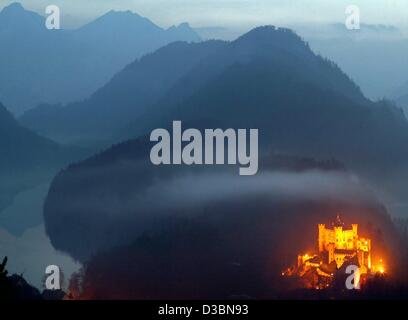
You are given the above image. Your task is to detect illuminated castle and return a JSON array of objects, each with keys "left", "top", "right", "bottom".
[
  {"left": 317, "top": 215, "right": 371, "bottom": 274},
  {"left": 283, "top": 215, "right": 385, "bottom": 289}
]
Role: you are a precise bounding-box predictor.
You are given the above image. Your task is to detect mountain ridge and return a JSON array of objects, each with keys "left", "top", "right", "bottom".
[
  {"left": 19, "top": 25, "right": 408, "bottom": 178},
  {"left": 0, "top": 2, "right": 201, "bottom": 114},
  {"left": 20, "top": 39, "right": 224, "bottom": 145},
  {"left": 21, "top": 26, "right": 368, "bottom": 146}
]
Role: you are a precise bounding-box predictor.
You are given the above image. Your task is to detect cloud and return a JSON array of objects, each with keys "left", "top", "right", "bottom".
[{"left": 138, "top": 171, "right": 374, "bottom": 213}]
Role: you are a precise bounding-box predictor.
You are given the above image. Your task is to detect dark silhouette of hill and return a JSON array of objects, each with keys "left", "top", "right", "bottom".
[
  {"left": 0, "top": 256, "right": 66, "bottom": 300},
  {"left": 43, "top": 132, "right": 390, "bottom": 262},
  {"left": 0, "top": 2, "right": 200, "bottom": 114},
  {"left": 42, "top": 135, "right": 405, "bottom": 298},
  {"left": 23, "top": 26, "right": 408, "bottom": 174},
  {"left": 117, "top": 27, "right": 408, "bottom": 175},
  {"left": 0, "top": 256, "right": 42, "bottom": 300},
  {"left": 68, "top": 204, "right": 404, "bottom": 299},
  {"left": 21, "top": 26, "right": 369, "bottom": 146}
]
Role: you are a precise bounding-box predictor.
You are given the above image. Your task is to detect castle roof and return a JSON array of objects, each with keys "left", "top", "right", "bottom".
[{"left": 332, "top": 214, "right": 345, "bottom": 227}]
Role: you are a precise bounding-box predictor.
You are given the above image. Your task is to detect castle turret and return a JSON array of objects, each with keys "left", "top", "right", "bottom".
[
  {"left": 352, "top": 224, "right": 358, "bottom": 236},
  {"left": 352, "top": 224, "right": 358, "bottom": 248},
  {"left": 334, "top": 226, "right": 343, "bottom": 248},
  {"left": 318, "top": 224, "right": 326, "bottom": 252},
  {"left": 367, "top": 239, "right": 372, "bottom": 269}
]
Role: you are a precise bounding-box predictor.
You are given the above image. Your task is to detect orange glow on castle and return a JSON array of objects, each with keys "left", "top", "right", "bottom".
[
  {"left": 318, "top": 215, "right": 371, "bottom": 274},
  {"left": 283, "top": 215, "right": 386, "bottom": 288}
]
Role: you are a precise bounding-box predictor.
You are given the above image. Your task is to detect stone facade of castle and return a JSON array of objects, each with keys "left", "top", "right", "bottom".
[
  {"left": 282, "top": 215, "right": 385, "bottom": 289},
  {"left": 317, "top": 215, "right": 371, "bottom": 274}
]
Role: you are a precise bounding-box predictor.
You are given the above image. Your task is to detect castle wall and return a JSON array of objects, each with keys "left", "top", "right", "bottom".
[{"left": 317, "top": 222, "right": 371, "bottom": 272}]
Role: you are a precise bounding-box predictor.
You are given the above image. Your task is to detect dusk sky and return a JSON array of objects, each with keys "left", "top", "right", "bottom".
[{"left": 1, "top": 0, "right": 407, "bottom": 32}]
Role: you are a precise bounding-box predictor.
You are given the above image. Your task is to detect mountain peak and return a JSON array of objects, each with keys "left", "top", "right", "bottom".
[
  {"left": 80, "top": 9, "right": 159, "bottom": 32},
  {"left": 167, "top": 22, "right": 201, "bottom": 42},
  {"left": 169, "top": 22, "right": 192, "bottom": 30},
  {"left": 95, "top": 8, "right": 152, "bottom": 24},
  {"left": 0, "top": 1, "right": 44, "bottom": 29},
  {"left": 233, "top": 25, "right": 311, "bottom": 56},
  {"left": 1, "top": 2, "right": 24, "bottom": 13},
  {"left": 105, "top": 9, "right": 141, "bottom": 18},
  {"left": 236, "top": 25, "right": 303, "bottom": 44}
]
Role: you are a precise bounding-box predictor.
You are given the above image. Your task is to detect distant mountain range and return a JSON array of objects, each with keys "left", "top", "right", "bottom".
[
  {"left": 301, "top": 23, "right": 408, "bottom": 101},
  {"left": 20, "top": 26, "right": 367, "bottom": 145},
  {"left": 22, "top": 26, "right": 408, "bottom": 174},
  {"left": 0, "top": 2, "right": 200, "bottom": 114}
]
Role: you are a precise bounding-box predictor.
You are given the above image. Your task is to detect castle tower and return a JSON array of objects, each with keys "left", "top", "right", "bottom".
[
  {"left": 367, "top": 239, "right": 372, "bottom": 269},
  {"left": 318, "top": 224, "right": 326, "bottom": 252},
  {"left": 352, "top": 224, "right": 358, "bottom": 236},
  {"left": 334, "top": 214, "right": 344, "bottom": 227},
  {"left": 327, "top": 243, "right": 335, "bottom": 264},
  {"left": 334, "top": 226, "right": 343, "bottom": 248}
]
